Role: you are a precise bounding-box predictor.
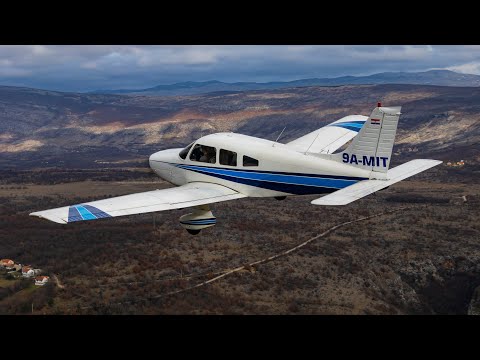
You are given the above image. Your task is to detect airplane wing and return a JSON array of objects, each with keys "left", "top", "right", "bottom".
[
  {"left": 30, "top": 182, "right": 247, "bottom": 224},
  {"left": 311, "top": 159, "right": 442, "bottom": 206},
  {"left": 286, "top": 115, "right": 368, "bottom": 154}
]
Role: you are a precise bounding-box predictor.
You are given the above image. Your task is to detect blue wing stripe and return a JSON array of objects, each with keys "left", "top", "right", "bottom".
[
  {"left": 68, "top": 206, "right": 83, "bottom": 222},
  {"left": 75, "top": 205, "right": 97, "bottom": 220},
  {"left": 329, "top": 122, "right": 365, "bottom": 132},
  {"left": 82, "top": 204, "right": 112, "bottom": 219}
]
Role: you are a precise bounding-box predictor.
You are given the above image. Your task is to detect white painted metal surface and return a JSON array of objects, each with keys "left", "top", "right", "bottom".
[
  {"left": 311, "top": 159, "right": 442, "bottom": 206},
  {"left": 286, "top": 115, "right": 368, "bottom": 154},
  {"left": 30, "top": 182, "right": 246, "bottom": 224},
  {"left": 30, "top": 103, "right": 442, "bottom": 227}
]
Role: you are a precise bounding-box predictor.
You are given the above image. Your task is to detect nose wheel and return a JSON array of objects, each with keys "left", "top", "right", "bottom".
[{"left": 186, "top": 229, "right": 201, "bottom": 235}]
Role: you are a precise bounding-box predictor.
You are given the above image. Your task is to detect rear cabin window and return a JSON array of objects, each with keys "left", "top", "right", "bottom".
[
  {"left": 189, "top": 144, "right": 217, "bottom": 164},
  {"left": 179, "top": 142, "right": 194, "bottom": 159},
  {"left": 243, "top": 155, "right": 259, "bottom": 167},
  {"left": 219, "top": 149, "right": 237, "bottom": 166}
]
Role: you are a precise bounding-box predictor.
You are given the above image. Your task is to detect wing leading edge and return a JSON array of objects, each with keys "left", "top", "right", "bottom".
[{"left": 30, "top": 182, "right": 246, "bottom": 224}]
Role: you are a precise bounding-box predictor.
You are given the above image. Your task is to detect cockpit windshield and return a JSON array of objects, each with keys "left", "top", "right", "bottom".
[
  {"left": 190, "top": 144, "right": 217, "bottom": 164},
  {"left": 179, "top": 142, "right": 194, "bottom": 160}
]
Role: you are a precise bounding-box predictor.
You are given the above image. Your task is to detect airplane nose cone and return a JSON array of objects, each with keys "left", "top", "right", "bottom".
[
  {"left": 149, "top": 149, "right": 177, "bottom": 165},
  {"left": 149, "top": 148, "right": 185, "bottom": 185},
  {"left": 149, "top": 152, "right": 159, "bottom": 166}
]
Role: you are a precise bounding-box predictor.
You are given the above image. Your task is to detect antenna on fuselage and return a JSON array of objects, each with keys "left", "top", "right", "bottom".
[
  {"left": 272, "top": 126, "right": 287, "bottom": 147},
  {"left": 304, "top": 130, "right": 321, "bottom": 155}
]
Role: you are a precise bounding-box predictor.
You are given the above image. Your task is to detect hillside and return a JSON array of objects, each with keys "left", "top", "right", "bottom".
[
  {"left": 1, "top": 176, "right": 480, "bottom": 314},
  {"left": 1, "top": 83, "right": 480, "bottom": 315},
  {"left": 1, "top": 83, "right": 480, "bottom": 170},
  {"left": 91, "top": 70, "right": 480, "bottom": 96}
]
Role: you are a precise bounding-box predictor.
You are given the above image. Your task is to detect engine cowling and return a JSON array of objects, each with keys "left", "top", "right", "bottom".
[{"left": 179, "top": 206, "right": 216, "bottom": 235}]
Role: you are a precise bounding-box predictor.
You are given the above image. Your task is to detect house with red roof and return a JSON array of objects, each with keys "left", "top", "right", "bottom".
[
  {"left": 1, "top": 259, "right": 14, "bottom": 268},
  {"left": 22, "top": 266, "right": 35, "bottom": 278}
]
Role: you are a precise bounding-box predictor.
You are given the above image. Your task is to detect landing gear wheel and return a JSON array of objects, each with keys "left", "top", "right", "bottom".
[
  {"left": 187, "top": 229, "right": 201, "bottom": 235},
  {"left": 275, "top": 196, "right": 287, "bottom": 201}
]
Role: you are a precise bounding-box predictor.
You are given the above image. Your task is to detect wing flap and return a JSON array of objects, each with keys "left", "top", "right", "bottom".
[
  {"left": 311, "top": 159, "right": 442, "bottom": 205},
  {"left": 30, "top": 182, "right": 246, "bottom": 224}
]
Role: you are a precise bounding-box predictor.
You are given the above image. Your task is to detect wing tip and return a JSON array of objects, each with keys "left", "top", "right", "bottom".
[
  {"left": 29, "top": 212, "right": 68, "bottom": 224},
  {"left": 311, "top": 199, "right": 350, "bottom": 206}
]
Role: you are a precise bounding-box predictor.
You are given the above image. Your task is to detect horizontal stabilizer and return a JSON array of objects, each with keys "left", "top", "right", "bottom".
[{"left": 311, "top": 159, "right": 442, "bottom": 206}]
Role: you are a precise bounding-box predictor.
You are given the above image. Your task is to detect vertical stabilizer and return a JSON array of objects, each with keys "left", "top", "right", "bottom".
[{"left": 332, "top": 103, "right": 401, "bottom": 177}]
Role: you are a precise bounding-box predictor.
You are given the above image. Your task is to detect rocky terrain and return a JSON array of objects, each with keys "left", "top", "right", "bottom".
[
  {"left": 0, "top": 82, "right": 479, "bottom": 314},
  {"left": 1, "top": 83, "right": 480, "bottom": 171},
  {"left": 0, "top": 175, "right": 479, "bottom": 314}
]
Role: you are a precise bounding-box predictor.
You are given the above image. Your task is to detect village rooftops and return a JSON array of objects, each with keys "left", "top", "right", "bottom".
[
  {"left": 1, "top": 259, "right": 14, "bottom": 266},
  {"left": 34, "top": 276, "right": 50, "bottom": 286}
]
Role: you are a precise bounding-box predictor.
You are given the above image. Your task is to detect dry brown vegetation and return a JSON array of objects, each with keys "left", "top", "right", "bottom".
[{"left": 1, "top": 168, "right": 479, "bottom": 315}]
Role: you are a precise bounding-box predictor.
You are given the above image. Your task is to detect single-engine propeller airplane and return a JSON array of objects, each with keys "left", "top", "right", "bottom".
[{"left": 31, "top": 103, "right": 442, "bottom": 234}]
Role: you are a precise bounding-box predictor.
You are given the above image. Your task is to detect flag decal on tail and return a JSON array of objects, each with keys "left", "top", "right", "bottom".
[{"left": 370, "top": 118, "right": 381, "bottom": 125}]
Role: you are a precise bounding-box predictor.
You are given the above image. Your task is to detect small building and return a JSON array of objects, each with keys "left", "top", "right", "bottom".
[
  {"left": 35, "top": 276, "right": 50, "bottom": 286},
  {"left": 1, "top": 259, "right": 14, "bottom": 268},
  {"left": 22, "top": 266, "right": 35, "bottom": 278},
  {"left": 13, "top": 264, "right": 22, "bottom": 272}
]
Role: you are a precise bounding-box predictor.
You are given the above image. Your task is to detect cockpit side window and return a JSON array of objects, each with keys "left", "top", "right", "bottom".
[
  {"left": 190, "top": 144, "right": 217, "bottom": 164},
  {"left": 219, "top": 149, "right": 237, "bottom": 166},
  {"left": 243, "top": 155, "right": 259, "bottom": 167},
  {"left": 179, "top": 142, "right": 194, "bottom": 160}
]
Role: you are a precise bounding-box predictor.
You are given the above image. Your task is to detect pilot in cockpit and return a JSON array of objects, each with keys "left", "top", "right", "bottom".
[{"left": 199, "top": 147, "right": 209, "bottom": 162}]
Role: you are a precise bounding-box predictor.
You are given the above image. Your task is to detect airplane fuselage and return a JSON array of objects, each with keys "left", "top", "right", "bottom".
[
  {"left": 149, "top": 132, "right": 372, "bottom": 198},
  {"left": 31, "top": 104, "right": 442, "bottom": 236}
]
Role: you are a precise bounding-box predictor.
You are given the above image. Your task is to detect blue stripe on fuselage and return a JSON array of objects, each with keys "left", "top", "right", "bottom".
[
  {"left": 152, "top": 160, "right": 366, "bottom": 181},
  {"left": 177, "top": 164, "right": 361, "bottom": 195},
  {"left": 178, "top": 164, "right": 358, "bottom": 188}
]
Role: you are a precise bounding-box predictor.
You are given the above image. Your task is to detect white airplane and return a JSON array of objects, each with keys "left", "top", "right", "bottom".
[{"left": 31, "top": 103, "right": 442, "bottom": 234}]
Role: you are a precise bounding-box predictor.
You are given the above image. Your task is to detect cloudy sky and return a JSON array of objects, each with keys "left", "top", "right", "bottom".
[{"left": 0, "top": 45, "right": 480, "bottom": 92}]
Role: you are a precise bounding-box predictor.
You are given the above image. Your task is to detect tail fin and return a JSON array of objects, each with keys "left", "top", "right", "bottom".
[{"left": 333, "top": 103, "right": 401, "bottom": 177}]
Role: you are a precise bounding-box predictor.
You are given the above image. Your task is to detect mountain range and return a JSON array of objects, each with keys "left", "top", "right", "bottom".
[
  {"left": 1, "top": 83, "right": 480, "bottom": 171},
  {"left": 90, "top": 70, "right": 480, "bottom": 96}
]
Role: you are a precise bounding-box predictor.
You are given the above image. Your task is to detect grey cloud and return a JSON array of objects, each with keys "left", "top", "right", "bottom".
[{"left": 0, "top": 45, "right": 480, "bottom": 92}]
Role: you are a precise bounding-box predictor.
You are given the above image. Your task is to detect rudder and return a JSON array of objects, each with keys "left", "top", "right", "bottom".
[{"left": 333, "top": 103, "right": 401, "bottom": 177}]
